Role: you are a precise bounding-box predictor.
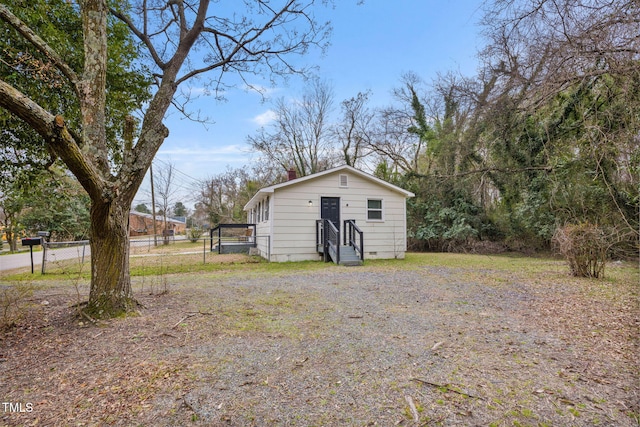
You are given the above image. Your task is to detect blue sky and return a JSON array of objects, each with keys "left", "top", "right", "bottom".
[{"left": 134, "top": 1, "right": 486, "bottom": 207}]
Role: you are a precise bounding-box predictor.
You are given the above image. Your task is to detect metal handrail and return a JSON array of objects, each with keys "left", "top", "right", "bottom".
[
  {"left": 325, "top": 219, "right": 340, "bottom": 264},
  {"left": 343, "top": 219, "right": 364, "bottom": 261},
  {"left": 316, "top": 219, "right": 340, "bottom": 264},
  {"left": 210, "top": 223, "right": 256, "bottom": 253}
]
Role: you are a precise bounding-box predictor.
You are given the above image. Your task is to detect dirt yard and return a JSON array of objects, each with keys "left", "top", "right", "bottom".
[{"left": 1, "top": 254, "right": 638, "bottom": 426}]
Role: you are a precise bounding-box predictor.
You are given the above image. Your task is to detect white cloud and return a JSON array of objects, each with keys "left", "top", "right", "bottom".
[
  {"left": 187, "top": 86, "right": 208, "bottom": 95},
  {"left": 251, "top": 109, "right": 277, "bottom": 126}
]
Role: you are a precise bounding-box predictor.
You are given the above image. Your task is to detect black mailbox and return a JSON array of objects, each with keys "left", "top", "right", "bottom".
[
  {"left": 21, "top": 237, "right": 42, "bottom": 274},
  {"left": 22, "top": 237, "right": 42, "bottom": 246}
]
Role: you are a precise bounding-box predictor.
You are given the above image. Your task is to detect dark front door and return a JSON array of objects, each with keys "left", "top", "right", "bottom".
[{"left": 321, "top": 197, "right": 340, "bottom": 230}]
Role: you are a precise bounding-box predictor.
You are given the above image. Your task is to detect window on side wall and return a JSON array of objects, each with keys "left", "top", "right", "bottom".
[
  {"left": 264, "top": 196, "right": 270, "bottom": 221},
  {"left": 367, "top": 198, "right": 383, "bottom": 221}
]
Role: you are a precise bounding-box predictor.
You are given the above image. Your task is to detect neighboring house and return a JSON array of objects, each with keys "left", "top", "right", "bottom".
[
  {"left": 243, "top": 165, "right": 414, "bottom": 263},
  {"left": 129, "top": 211, "right": 186, "bottom": 236}
]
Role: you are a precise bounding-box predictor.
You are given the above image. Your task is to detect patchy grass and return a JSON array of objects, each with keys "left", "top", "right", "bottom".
[
  {"left": 5, "top": 249, "right": 635, "bottom": 284},
  {"left": 1, "top": 252, "right": 638, "bottom": 426},
  {"left": 2, "top": 245, "right": 334, "bottom": 281}
]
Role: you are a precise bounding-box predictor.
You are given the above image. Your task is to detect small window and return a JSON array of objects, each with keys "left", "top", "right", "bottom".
[
  {"left": 264, "top": 196, "right": 270, "bottom": 221},
  {"left": 367, "top": 199, "right": 383, "bottom": 221},
  {"left": 339, "top": 174, "right": 348, "bottom": 188}
]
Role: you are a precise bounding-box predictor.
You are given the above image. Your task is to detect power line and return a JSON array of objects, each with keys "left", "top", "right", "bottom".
[
  {"left": 144, "top": 158, "right": 204, "bottom": 205},
  {"left": 134, "top": 157, "right": 210, "bottom": 208},
  {"left": 153, "top": 157, "right": 203, "bottom": 185}
]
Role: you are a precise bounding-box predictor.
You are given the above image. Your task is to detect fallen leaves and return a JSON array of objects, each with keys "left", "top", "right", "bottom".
[{"left": 1, "top": 259, "right": 637, "bottom": 426}]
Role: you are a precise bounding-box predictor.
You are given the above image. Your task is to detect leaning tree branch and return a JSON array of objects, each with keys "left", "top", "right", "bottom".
[
  {"left": 0, "top": 79, "right": 106, "bottom": 201},
  {"left": 0, "top": 4, "right": 80, "bottom": 98}
]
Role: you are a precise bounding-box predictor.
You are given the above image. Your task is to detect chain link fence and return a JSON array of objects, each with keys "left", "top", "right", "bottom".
[
  {"left": 41, "top": 240, "right": 90, "bottom": 274},
  {"left": 39, "top": 234, "right": 270, "bottom": 274}
]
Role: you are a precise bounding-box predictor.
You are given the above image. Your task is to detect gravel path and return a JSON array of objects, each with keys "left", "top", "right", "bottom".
[
  {"left": 166, "top": 267, "right": 639, "bottom": 426},
  {"left": 1, "top": 260, "right": 638, "bottom": 426}
]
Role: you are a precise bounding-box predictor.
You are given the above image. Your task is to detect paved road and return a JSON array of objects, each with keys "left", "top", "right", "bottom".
[
  {"left": 0, "top": 236, "right": 191, "bottom": 274},
  {"left": 0, "top": 245, "right": 91, "bottom": 273},
  {"left": 0, "top": 250, "right": 46, "bottom": 273}
]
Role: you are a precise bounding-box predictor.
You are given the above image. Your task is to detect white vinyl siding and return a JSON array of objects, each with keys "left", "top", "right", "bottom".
[
  {"left": 244, "top": 166, "right": 412, "bottom": 262},
  {"left": 265, "top": 170, "right": 408, "bottom": 261}
]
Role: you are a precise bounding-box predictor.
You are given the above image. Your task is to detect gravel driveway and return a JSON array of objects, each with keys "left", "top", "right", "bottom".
[{"left": 1, "top": 258, "right": 638, "bottom": 426}]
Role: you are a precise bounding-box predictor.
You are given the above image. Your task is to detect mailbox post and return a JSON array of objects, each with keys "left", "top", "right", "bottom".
[{"left": 21, "top": 237, "right": 42, "bottom": 274}]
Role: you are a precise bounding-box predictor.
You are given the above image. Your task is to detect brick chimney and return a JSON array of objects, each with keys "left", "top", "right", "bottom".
[{"left": 287, "top": 167, "right": 297, "bottom": 181}]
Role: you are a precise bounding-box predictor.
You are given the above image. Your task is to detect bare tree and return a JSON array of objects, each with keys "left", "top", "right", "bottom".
[
  {"left": 471, "top": 0, "right": 640, "bottom": 248},
  {"left": 333, "top": 90, "right": 375, "bottom": 168},
  {"left": 480, "top": 0, "right": 640, "bottom": 106},
  {"left": 369, "top": 107, "right": 423, "bottom": 174},
  {"left": 248, "top": 78, "right": 335, "bottom": 177},
  {"left": 0, "top": 1, "right": 331, "bottom": 317},
  {"left": 196, "top": 167, "right": 267, "bottom": 225},
  {"left": 153, "top": 161, "right": 179, "bottom": 241},
  {"left": 368, "top": 74, "right": 433, "bottom": 174}
]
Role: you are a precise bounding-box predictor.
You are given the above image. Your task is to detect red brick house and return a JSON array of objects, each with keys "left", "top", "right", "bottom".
[{"left": 129, "top": 211, "right": 186, "bottom": 237}]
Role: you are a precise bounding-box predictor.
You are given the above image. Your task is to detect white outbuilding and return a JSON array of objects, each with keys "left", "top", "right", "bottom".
[{"left": 243, "top": 165, "right": 414, "bottom": 264}]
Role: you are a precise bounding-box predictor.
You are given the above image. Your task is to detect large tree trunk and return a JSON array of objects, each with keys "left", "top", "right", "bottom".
[
  {"left": 85, "top": 198, "right": 135, "bottom": 317},
  {"left": 1, "top": 0, "right": 330, "bottom": 319}
]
